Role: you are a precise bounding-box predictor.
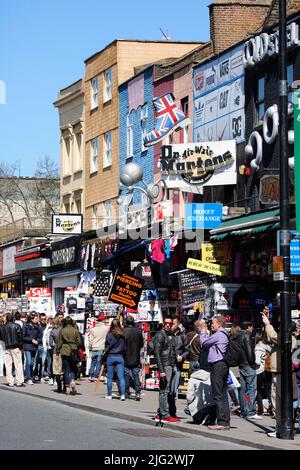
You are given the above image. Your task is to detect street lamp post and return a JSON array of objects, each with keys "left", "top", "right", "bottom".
[{"left": 278, "top": 0, "right": 294, "bottom": 440}]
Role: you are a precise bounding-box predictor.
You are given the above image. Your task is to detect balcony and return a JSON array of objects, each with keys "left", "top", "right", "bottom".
[{"left": 0, "top": 218, "right": 52, "bottom": 245}]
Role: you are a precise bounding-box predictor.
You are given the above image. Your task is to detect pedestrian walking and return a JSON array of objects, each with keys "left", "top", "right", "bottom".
[
  {"left": 88, "top": 314, "right": 109, "bottom": 382},
  {"left": 171, "top": 316, "right": 189, "bottom": 417},
  {"left": 153, "top": 316, "right": 179, "bottom": 423},
  {"left": 22, "top": 313, "right": 42, "bottom": 384},
  {"left": 49, "top": 317, "right": 63, "bottom": 392},
  {"left": 57, "top": 316, "right": 83, "bottom": 395},
  {"left": 104, "top": 319, "right": 126, "bottom": 400},
  {"left": 124, "top": 315, "right": 144, "bottom": 400},
  {"left": 0, "top": 312, "right": 25, "bottom": 387},
  {"left": 199, "top": 315, "right": 230, "bottom": 431}
]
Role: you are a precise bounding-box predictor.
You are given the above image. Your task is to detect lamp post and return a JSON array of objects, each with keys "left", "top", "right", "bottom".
[{"left": 278, "top": 0, "right": 294, "bottom": 440}]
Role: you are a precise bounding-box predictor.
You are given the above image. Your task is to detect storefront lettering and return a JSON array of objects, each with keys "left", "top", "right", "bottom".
[
  {"left": 243, "top": 22, "right": 300, "bottom": 68},
  {"left": 52, "top": 246, "right": 76, "bottom": 266}
]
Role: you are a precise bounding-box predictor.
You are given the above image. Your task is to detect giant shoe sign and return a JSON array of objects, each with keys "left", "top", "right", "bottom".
[{"left": 159, "top": 140, "right": 236, "bottom": 193}]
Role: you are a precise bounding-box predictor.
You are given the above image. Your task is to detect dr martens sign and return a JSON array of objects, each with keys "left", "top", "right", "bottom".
[{"left": 160, "top": 140, "right": 236, "bottom": 190}]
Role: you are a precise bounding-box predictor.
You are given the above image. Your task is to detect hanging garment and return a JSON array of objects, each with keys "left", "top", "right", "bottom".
[
  {"left": 151, "top": 239, "right": 165, "bottom": 264},
  {"left": 134, "top": 261, "right": 156, "bottom": 290},
  {"left": 93, "top": 271, "right": 112, "bottom": 297},
  {"left": 80, "top": 246, "right": 86, "bottom": 271},
  {"left": 164, "top": 239, "right": 171, "bottom": 259},
  {"left": 90, "top": 243, "right": 96, "bottom": 269},
  {"left": 83, "top": 244, "right": 90, "bottom": 271}
]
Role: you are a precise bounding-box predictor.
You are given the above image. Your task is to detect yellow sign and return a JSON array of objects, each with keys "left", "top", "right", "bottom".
[
  {"left": 187, "top": 258, "right": 227, "bottom": 276},
  {"left": 201, "top": 242, "right": 231, "bottom": 264},
  {"left": 0, "top": 293, "right": 8, "bottom": 299}
]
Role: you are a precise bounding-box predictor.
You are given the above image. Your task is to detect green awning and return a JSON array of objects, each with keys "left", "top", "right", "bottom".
[{"left": 210, "top": 208, "right": 280, "bottom": 240}]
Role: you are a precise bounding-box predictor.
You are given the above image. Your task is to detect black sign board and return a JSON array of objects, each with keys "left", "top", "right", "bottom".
[
  {"left": 178, "top": 270, "right": 211, "bottom": 308},
  {"left": 108, "top": 271, "right": 144, "bottom": 309}
]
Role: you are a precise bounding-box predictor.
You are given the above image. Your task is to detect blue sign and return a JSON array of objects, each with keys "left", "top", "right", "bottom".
[
  {"left": 291, "top": 232, "right": 300, "bottom": 275},
  {"left": 185, "top": 203, "right": 223, "bottom": 229}
]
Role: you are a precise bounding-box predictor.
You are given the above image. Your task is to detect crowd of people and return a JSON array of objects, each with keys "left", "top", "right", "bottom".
[{"left": 0, "top": 305, "right": 300, "bottom": 440}]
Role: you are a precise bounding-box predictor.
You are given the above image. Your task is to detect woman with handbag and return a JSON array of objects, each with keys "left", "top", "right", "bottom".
[
  {"left": 49, "top": 317, "right": 63, "bottom": 393},
  {"left": 104, "top": 319, "right": 126, "bottom": 400},
  {"left": 57, "top": 317, "right": 83, "bottom": 395}
]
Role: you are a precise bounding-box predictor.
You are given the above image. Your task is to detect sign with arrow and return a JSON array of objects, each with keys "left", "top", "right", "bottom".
[{"left": 108, "top": 271, "right": 144, "bottom": 309}]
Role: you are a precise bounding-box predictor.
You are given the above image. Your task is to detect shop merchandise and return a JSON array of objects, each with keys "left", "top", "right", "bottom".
[
  {"left": 151, "top": 239, "right": 165, "bottom": 264},
  {"left": 134, "top": 261, "right": 156, "bottom": 290},
  {"left": 231, "top": 285, "right": 251, "bottom": 310},
  {"left": 93, "top": 271, "right": 113, "bottom": 297},
  {"left": 77, "top": 271, "right": 97, "bottom": 295}
]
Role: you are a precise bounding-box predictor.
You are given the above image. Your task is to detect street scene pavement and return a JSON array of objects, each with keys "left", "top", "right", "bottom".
[{"left": 0, "top": 378, "right": 299, "bottom": 451}]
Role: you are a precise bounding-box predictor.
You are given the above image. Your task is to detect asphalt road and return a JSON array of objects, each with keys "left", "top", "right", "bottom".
[{"left": 0, "top": 388, "right": 253, "bottom": 450}]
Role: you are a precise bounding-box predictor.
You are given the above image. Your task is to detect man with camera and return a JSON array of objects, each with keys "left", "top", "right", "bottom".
[{"left": 153, "top": 317, "right": 179, "bottom": 423}]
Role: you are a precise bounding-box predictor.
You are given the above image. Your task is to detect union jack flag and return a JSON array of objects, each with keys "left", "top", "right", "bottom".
[{"left": 144, "top": 93, "right": 189, "bottom": 147}]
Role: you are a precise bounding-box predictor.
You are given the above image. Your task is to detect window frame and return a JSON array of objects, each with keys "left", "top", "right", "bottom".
[
  {"left": 90, "top": 137, "right": 99, "bottom": 174},
  {"left": 103, "top": 131, "right": 112, "bottom": 168},
  {"left": 254, "top": 75, "right": 265, "bottom": 125},
  {"left": 141, "top": 105, "right": 148, "bottom": 152},
  {"left": 91, "top": 76, "right": 99, "bottom": 109},
  {"left": 127, "top": 113, "right": 134, "bottom": 158},
  {"left": 103, "top": 68, "right": 112, "bottom": 103}
]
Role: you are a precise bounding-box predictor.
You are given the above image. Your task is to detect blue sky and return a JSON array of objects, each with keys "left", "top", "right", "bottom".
[{"left": 0, "top": 1, "right": 210, "bottom": 176}]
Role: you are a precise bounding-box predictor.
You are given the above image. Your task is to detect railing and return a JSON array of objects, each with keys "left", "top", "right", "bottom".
[{"left": 0, "top": 218, "right": 52, "bottom": 245}]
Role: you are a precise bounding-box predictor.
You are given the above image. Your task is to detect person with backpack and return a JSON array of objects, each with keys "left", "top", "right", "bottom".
[
  {"left": 235, "top": 322, "right": 261, "bottom": 420},
  {"left": 199, "top": 315, "right": 230, "bottom": 431}
]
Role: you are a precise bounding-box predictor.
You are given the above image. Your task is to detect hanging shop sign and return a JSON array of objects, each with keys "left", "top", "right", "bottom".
[
  {"left": 295, "top": 91, "right": 300, "bottom": 233},
  {"left": 108, "top": 271, "right": 144, "bottom": 309},
  {"left": 259, "top": 175, "right": 280, "bottom": 205},
  {"left": 201, "top": 242, "right": 231, "bottom": 264},
  {"left": 3, "top": 246, "right": 17, "bottom": 276},
  {"left": 185, "top": 203, "right": 223, "bottom": 229},
  {"left": 187, "top": 258, "right": 227, "bottom": 276},
  {"left": 243, "top": 22, "right": 300, "bottom": 69},
  {"left": 178, "top": 270, "right": 207, "bottom": 308},
  {"left": 119, "top": 205, "right": 151, "bottom": 231},
  {"left": 52, "top": 214, "right": 82, "bottom": 235},
  {"left": 194, "top": 44, "right": 245, "bottom": 144},
  {"left": 29, "top": 288, "right": 52, "bottom": 315},
  {"left": 160, "top": 140, "right": 236, "bottom": 192},
  {"left": 29, "top": 287, "right": 51, "bottom": 297}
]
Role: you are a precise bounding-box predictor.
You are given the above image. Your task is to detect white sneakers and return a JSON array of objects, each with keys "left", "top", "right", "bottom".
[
  {"left": 120, "top": 395, "right": 126, "bottom": 401},
  {"left": 267, "top": 431, "right": 277, "bottom": 438},
  {"left": 248, "top": 414, "right": 263, "bottom": 420},
  {"left": 27, "top": 380, "right": 34, "bottom": 385},
  {"left": 105, "top": 395, "right": 112, "bottom": 399}
]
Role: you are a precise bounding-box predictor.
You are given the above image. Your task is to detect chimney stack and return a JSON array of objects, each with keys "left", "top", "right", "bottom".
[{"left": 209, "top": 0, "right": 273, "bottom": 54}]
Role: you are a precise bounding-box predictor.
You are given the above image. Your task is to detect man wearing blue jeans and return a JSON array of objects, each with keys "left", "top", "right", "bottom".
[
  {"left": 124, "top": 316, "right": 144, "bottom": 400},
  {"left": 88, "top": 314, "right": 109, "bottom": 381}
]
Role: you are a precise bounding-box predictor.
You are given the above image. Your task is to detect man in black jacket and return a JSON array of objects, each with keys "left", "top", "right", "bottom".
[
  {"left": 153, "top": 316, "right": 179, "bottom": 423},
  {"left": 0, "top": 312, "right": 25, "bottom": 387},
  {"left": 236, "top": 322, "right": 261, "bottom": 419},
  {"left": 171, "top": 316, "right": 189, "bottom": 418},
  {"left": 124, "top": 316, "right": 144, "bottom": 400}
]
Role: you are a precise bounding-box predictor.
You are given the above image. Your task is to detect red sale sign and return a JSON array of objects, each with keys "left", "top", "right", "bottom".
[{"left": 29, "top": 288, "right": 51, "bottom": 298}]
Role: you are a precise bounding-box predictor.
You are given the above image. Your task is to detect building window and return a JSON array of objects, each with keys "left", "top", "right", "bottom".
[
  {"left": 104, "top": 68, "right": 112, "bottom": 102},
  {"left": 63, "top": 136, "right": 71, "bottom": 175},
  {"left": 64, "top": 202, "right": 70, "bottom": 214},
  {"left": 181, "top": 97, "right": 189, "bottom": 143},
  {"left": 255, "top": 75, "right": 265, "bottom": 124},
  {"left": 127, "top": 113, "right": 134, "bottom": 158},
  {"left": 91, "top": 138, "right": 98, "bottom": 173},
  {"left": 288, "top": 63, "right": 294, "bottom": 104},
  {"left": 92, "top": 204, "right": 100, "bottom": 229},
  {"left": 141, "top": 105, "right": 148, "bottom": 152},
  {"left": 91, "top": 77, "right": 98, "bottom": 109},
  {"left": 74, "top": 198, "right": 81, "bottom": 214},
  {"left": 103, "top": 131, "right": 112, "bottom": 168},
  {"left": 74, "top": 133, "right": 82, "bottom": 171},
  {"left": 103, "top": 200, "right": 113, "bottom": 226}
]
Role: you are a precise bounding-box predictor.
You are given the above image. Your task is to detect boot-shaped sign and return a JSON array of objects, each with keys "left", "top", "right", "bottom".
[{"left": 144, "top": 93, "right": 190, "bottom": 147}]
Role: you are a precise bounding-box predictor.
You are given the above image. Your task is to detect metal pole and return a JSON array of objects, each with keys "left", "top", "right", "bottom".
[{"left": 278, "top": 0, "right": 294, "bottom": 440}]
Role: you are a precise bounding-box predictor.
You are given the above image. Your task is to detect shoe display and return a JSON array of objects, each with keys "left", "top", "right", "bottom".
[
  {"left": 143, "top": 93, "right": 190, "bottom": 147},
  {"left": 207, "top": 424, "right": 230, "bottom": 431}
]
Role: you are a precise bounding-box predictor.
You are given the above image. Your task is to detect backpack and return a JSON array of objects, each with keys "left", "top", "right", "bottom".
[{"left": 217, "top": 331, "right": 242, "bottom": 368}]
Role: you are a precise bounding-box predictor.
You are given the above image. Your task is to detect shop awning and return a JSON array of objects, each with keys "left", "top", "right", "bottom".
[
  {"left": 108, "top": 240, "right": 148, "bottom": 258},
  {"left": 210, "top": 208, "right": 280, "bottom": 240},
  {"left": 46, "top": 268, "right": 81, "bottom": 279}
]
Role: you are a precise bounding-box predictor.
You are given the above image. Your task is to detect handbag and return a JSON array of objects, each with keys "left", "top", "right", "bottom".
[
  {"left": 53, "top": 355, "right": 63, "bottom": 375},
  {"left": 70, "top": 348, "right": 80, "bottom": 363}
]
